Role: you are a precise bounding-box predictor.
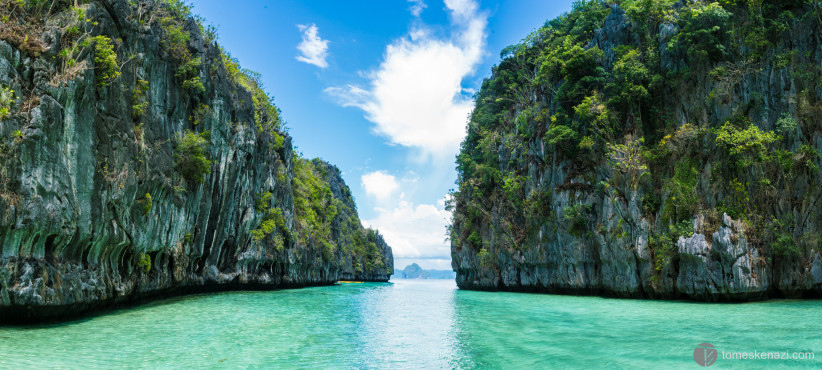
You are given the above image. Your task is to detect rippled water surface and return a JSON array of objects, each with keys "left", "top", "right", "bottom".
[{"left": 1, "top": 280, "right": 820, "bottom": 368}]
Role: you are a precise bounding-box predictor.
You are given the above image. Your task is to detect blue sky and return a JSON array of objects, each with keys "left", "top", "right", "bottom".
[{"left": 189, "top": 0, "right": 574, "bottom": 270}]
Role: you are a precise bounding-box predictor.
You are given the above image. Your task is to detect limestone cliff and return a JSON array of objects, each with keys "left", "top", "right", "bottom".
[
  {"left": 451, "top": 0, "right": 822, "bottom": 300},
  {"left": 0, "top": 0, "right": 392, "bottom": 323}
]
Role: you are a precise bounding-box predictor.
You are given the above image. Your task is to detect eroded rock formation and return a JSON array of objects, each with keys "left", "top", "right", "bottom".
[
  {"left": 451, "top": 1, "right": 822, "bottom": 300},
  {"left": 0, "top": 0, "right": 392, "bottom": 323}
]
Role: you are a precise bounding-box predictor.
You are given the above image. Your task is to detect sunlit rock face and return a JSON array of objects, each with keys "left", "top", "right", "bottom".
[
  {"left": 0, "top": 0, "right": 391, "bottom": 323},
  {"left": 451, "top": 2, "right": 822, "bottom": 301}
]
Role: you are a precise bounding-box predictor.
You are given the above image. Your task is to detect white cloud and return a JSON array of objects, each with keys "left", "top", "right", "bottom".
[
  {"left": 296, "top": 24, "right": 330, "bottom": 68},
  {"left": 326, "top": 0, "right": 487, "bottom": 159},
  {"left": 361, "top": 171, "right": 400, "bottom": 200},
  {"left": 444, "top": 0, "right": 478, "bottom": 19},
  {"left": 363, "top": 198, "right": 452, "bottom": 260},
  {"left": 408, "top": 0, "right": 427, "bottom": 16}
]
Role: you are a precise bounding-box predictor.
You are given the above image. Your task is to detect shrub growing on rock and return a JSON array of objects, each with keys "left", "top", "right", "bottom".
[
  {"left": 0, "top": 85, "right": 15, "bottom": 118},
  {"left": 137, "top": 253, "right": 151, "bottom": 274},
  {"left": 174, "top": 130, "right": 211, "bottom": 183},
  {"left": 92, "top": 35, "right": 120, "bottom": 89}
]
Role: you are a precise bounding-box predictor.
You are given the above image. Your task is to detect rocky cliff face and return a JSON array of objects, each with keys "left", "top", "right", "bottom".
[
  {"left": 451, "top": 0, "right": 822, "bottom": 300},
  {"left": 0, "top": 0, "right": 391, "bottom": 323},
  {"left": 311, "top": 159, "right": 394, "bottom": 282}
]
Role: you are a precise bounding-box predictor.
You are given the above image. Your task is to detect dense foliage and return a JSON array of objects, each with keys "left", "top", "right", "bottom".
[{"left": 246, "top": 157, "right": 389, "bottom": 273}]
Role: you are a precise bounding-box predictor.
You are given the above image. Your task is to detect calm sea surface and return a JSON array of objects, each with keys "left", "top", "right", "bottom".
[{"left": 0, "top": 279, "right": 819, "bottom": 368}]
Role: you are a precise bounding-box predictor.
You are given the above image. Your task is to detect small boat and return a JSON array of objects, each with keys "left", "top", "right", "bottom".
[{"left": 337, "top": 281, "right": 364, "bottom": 284}]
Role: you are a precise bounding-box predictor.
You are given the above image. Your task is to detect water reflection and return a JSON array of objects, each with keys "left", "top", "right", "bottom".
[
  {"left": 353, "top": 280, "right": 472, "bottom": 367},
  {"left": 0, "top": 280, "right": 820, "bottom": 368}
]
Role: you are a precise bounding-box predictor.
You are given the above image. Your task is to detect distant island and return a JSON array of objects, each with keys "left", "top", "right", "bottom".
[{"left": 392, "top": 263, "right": 456, "bottom": 279}]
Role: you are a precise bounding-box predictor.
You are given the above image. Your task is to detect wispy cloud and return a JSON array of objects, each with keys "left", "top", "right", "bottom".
[
  {"left": 296, "top": 23, "right": 330, "bottom": 68},
  {"left": 408, "top": 0, "right": 427, "bottom": 16},
  {"left": 326, "top": 0, "right": 487, "bottom": 159}
]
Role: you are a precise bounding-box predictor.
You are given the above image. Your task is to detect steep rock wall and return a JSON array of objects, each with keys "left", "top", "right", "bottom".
[
  {"left": 0, "top": 0, "right": 391, "bottom": 323},
  {"left": 451, "top": 1, "right": 822, "bottom": 300}
]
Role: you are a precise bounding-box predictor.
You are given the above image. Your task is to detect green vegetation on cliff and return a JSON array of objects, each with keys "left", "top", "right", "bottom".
[
  {"left": 451, "top": 0, "right": 822, "bottom": 299},
  {"left": 2, "top": 0, "right": 386, "bottom": 271},
  {"left": 292, "top": 158, "right": 391, "bottom": 275},
  {"left": 0, "top": 0, "right": 392, "bottom": 322}
]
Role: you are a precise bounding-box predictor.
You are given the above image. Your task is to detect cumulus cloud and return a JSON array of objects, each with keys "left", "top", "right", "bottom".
[
  {"left": 361, "top": 171, "right": 400, "bottom": 201},
  {"left": 408, "top": 0, "right": 427, "bottom": 16},
  {"left": 296, "top": 24, "right": 330, "bottom": 68},
  {"left": 326, "top": 0, "right": 487, "bottom": 159},
  {"left": 362, "top": 199, "right": 452, "bottom": 260}
]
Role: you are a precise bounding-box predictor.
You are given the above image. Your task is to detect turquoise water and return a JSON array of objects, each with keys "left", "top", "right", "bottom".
[{"left": 0, "top": 280, "right": 819, "bottom": 368}]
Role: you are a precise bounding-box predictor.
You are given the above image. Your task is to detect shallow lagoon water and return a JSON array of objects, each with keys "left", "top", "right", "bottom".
[{"left": 0, "top": 279, "right": 819, "bottom": 368}]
